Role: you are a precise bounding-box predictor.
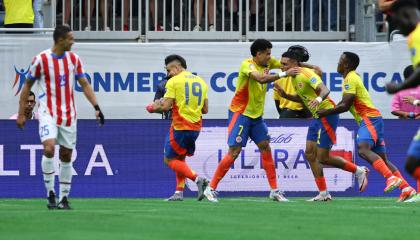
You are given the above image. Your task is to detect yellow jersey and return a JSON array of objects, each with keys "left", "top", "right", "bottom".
[
  {"left": 4, "top": 0, "right": 34, "bottom": 25},
  {"left": 273, "top": 78, "right": 304, "bottom": 110},
  {"left": 408, "top": 23, "right": 420, "bottom": 68},
  {"left": 164, "top": 71, "right": 208, "bottom": 131},
  {"left": 343, "top": 71, "right": 382, "bottom": 124},
  {"left": 290, "top": 67, "right": 335, "bottom": 119},
  {"left": 229, "top": 57, "right": 281, "bottom": 119}
]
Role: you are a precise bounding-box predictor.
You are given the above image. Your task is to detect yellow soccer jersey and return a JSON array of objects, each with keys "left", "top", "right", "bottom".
[
  {"left": 273, "top": 78, "right": 304, "bottom": 111},
  {"left": 164, "top": 71, "right": 208, "bottom": 131},
  {"left": 229, "top": 57, "right": 281, "bottom": 119},
  {"left": 290, "top": 67, "right": 335, "bottom": 118},
  {"left": 343, "top": 71, "right": 381, "bottom": 124},
  {"left": 408, "top": 23, "right": 420, "bottom": 68}
]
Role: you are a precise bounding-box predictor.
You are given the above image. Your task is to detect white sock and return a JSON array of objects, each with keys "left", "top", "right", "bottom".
[
  {"left": 355, "top": 166, "right": 364, "bottom": 176},
  {"left": 175, "top": 191, "right": 182, "bottom": 194},
  {"left": 41, "top": 155, "right": 55, "bottom": 196},
  {"left": 59, "top": 161, "right": 73, "bottom": 202}
]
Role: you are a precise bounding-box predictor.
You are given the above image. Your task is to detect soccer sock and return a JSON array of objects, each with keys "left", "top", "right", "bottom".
[
  {"left": 413, "top": 167, "right": 420, "bottom": 181},
  {"left": 372, "top": 159, "right": 393, "bottom": 179},
  {"left": 167, "top": 160, "right": 197, "bottom": 181},
  {"left": 41, "top": 155, "right": 55, "bottom": 196},
  {"left": 343, "top": 161, "right": 357, "bottom": 173},
  {"left": 210, "top": 154, "right": 234, "bottom": 189},
  {"left": 315, "top": 177, "right": 327, "bottom": 192},
  {"left": 392, "top": 170, "right": 410, "bottom": 190},
  {"left": 261, "top": 151, "right": 278, "bottom": 190},
  {"left": 417, "top": 179, "right": 420, "bottom": 193},
  {"left": 176, "top": 172, "right": 186, "bottom": 191},
  {"left": 59, "top": 161, "right": 73, "bottom": 202}
]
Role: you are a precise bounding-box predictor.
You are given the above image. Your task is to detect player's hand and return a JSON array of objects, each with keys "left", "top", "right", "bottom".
[
  {"left": 146, "top": 103, "right": 154, "bottom": 113},
  {"left": 16, "top": 114, "right": 26, "bottom": 129},
  {"left": 316, "top": 109, "right": 328, "bottom": 118},
  {"left": 94, "top": 105, "right": 105, "bottom": 126},
  {"left": 385, "top": 82, "right": 400, "bottom": 94},
  {"left": 286, "top": 67, "right": 301, "bottom": 77},
  {"left": 308, "top": 98, "right": 320, "bottom": 109},
  {"left": 403, "top": 96, "right": 416, "bottom": 105}
]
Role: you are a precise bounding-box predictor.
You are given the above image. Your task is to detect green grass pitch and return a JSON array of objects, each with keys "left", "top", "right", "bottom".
[{"left": 0, "top": 197, "right": 419, "bottom": 240}]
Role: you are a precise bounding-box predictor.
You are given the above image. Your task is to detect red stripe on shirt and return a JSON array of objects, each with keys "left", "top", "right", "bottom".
[
  {"left": 41, "top": 54, "right": 53, "bottom": 117},
  {"left": 63, "top": 55, "right": 72, "bottom": 126},
  {"left": 52, "top": 57, "right": 63, "bottom": 125}
]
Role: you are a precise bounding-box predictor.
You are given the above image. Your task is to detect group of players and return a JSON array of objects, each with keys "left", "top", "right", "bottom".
[{"left": 16, "top": 0, "right": 420, "bottom": 209}]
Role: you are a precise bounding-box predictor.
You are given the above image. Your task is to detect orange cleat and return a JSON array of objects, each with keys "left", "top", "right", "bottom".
[
  {"left": 397, "top": 187, "right": 416, "bottom": 202},
  {"left": 384, "top": 176, "right": 402, "bottom": 193}
]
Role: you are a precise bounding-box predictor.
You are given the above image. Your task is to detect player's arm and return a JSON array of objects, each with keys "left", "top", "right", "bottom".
[
  {"left": 308, "top": 83, "right": 330, "bottom": 109},
  {"left": 386, "top": 66, "right": 420, "bottom": 94},
  {"left": 78, "top": 77, "right": 105, "bottom": 125},
  {"left": 274, "top": 100, "right": 281, "bottom": 115},
  {"left": 299, "top": 63, "right": 322, "bottom": 77},
  {"left": 250, "top": 68, "right": 300, "bottom": 84},
  {"left": 317, "top": 93, "right": 355, "bottom": 117},
  {"left": 202, "top": 99, "right": 209, "bottom": 114},
  {"left": 148, "top": 98, "right": 173, "bottom": 113},
  {"left": 273, "top": 82, "right": 302, "bottom": 103},
  {"left": 16, "top": 79, "right": 35, "bottom": 129}
]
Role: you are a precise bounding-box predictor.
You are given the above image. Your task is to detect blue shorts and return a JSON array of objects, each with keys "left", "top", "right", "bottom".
[
  {"left": 356, "top": 116, "right": 386, "bottom": 153},
  {"left": 407, "top": 128, "right": 420, "bottom": 159},
  {"left": 164, "top": 126, "right": 200, "bottom": 159},
  {"left": 227, "top": 110, "right": 270, "bottom": 147},
  {"left": 306, "top": 114, "right": 339, "bottom": 149}
]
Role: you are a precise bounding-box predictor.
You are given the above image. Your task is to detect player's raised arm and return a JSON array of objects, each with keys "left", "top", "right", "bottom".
[
  {"left": 147, "top": 97, "right": 174, "bottom": 113},
  {"left": 308, "top": 82, "right": 330, "bottom": 109},
  {"left": 16, "top": 79, "right": 35, "bottom": 129},
  {"left": 317, "top": 93, "right": 355, "bottom": 117},
  {"left": 273, "top": 82, "right": 302, "bottom": 103},
  {"left": 77, "top": 77, "right": 105, "bottom": 125},
  {"left": 386, "top": 66, "right": 420, "bottom": 94}
]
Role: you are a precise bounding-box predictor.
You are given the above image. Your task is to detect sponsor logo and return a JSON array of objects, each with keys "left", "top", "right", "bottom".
[
  {"left": 310, "top": 77, "right": 317, "bottom": 84},
  {"left": 344, "top": 84, "right": 349, "bottom": 90},
  {"left": 12, "top": 65, "right": 30, "bottom": 96},
  {"left": 236, "top": 136, "right": 242, "bottom": 143}
]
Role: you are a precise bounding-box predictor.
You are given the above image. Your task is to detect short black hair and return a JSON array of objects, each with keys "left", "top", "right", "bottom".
[
  {"left": 165, "top": 54, "right": 187, "bottom": 69},
  {"left": 250, "top": 39, "right": 272, "bottom": 57},
  {"left": 29, "top": 91, "right": 35, "bottom": 98},
  {"left": 281, "top": 51, "right": 300, "bottom": 62},
  {"left": 391, "top": 0, "right": 418, "bottom": 12},
  {"left": 287, "top": 45, "right": 310, "bottom": 62},
  {"left": 53, "top": 25, "right": 72, "bottom": 43},
  {"left": 343, "top": 52, "right": 360, "bottom": 70},
  {"left": 403, "top": 65, "right": 414, "bottom": 79}
]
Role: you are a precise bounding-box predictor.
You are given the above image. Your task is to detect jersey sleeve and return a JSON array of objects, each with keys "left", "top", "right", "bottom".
[
  {"left": 74, "top": 54, "right": 86, "bottom": 79},
  {"left": 343, "top": 76, "right": 357, "bottom": 95},
  {"left": 240, "top": 60, "right": 258, "bottom": 77},
  {"left": 409, "top": 31, "right": 420, "bottom": 67},
  {"left": 27, "top": 56, "right": 42, "bottom": 81},
  {"left": 164, "top": 78, "right": 176, "bottom": 99},
  {"left": 269, "top": 57, "right": 282, "bottom": 70},
  {"left": 302, "top": 69, "right": 322, "bottom": 90}
]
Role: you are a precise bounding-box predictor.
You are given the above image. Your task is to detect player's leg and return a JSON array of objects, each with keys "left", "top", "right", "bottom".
[
  {"left": 404, "top": 130, "right": 420, "bottom": 202},
  {"left": 39, "top": 116, "right": 58, "bottom": 209},
  {"left": 56, "top": 124, "right": 77, "bottom": 210}
]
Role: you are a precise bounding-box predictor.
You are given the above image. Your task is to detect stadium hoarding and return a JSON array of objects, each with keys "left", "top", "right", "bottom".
[
  {"left": 1, "top": 37, "right": 411, "bottom": 120},
  {"left": 0, "top": 119, "right": 416, "bottom": 198}
]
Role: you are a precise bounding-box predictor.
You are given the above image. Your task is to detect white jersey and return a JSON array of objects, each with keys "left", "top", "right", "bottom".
[{"left": 28, "top": 49, "right": 85, "bottom": 126}]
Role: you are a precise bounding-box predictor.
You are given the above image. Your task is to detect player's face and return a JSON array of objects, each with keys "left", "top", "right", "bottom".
[
  {"left": 256, "top": 48, "right": 272, "bottom": 67},
  {"left": 60, "top": 32, "right": 74, "bottom": 51},
  {"left": 337, "top": 54, "right": 346, "bottom": 74},
  {"left": 394, "top": 8, "right": 418, "bottom": 36},
  {"left": 280, "top": 57, "right": 295, "bottom": 71}
]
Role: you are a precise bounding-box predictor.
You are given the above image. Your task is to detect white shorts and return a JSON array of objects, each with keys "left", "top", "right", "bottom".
[{"left": 38, "top": 113, "right": 77, "bottom": 149}]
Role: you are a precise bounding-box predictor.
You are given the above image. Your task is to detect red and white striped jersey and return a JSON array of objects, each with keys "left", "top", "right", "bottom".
[{"left": 28, "top": 49, "right": 85, "bottom": 126}]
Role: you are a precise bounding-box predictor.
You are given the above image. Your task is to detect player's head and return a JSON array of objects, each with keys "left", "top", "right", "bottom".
[
  {"left": 53, "top": 25, "right": 74, "bottom": 51},
  {"left": 280, "top": 51, "right": 300, "bottom": 71},
  {"left": 338, "top": 52, "right": 360, "bottom": 74},
  {"left": 165, "top": 54, "right": 187, "bottom": 78},
  {"left": 287, "top": 45, "right": 310, "bottom": 62},
  {"left": 403, "top": 65, "right": 414, "bottom": 79},
  {"left": 391, "top": 0, "right": 419, "bottom": 36},
  {"left": 250, "top": 39, "right": 272, "bottom": 67},
  {"left": 26, "top": 91, "right": 36, "bottom": 111}
]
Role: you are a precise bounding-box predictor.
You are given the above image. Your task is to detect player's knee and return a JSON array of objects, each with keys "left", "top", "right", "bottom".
[
  {"left": 257, "top": 141, "right": 271, "bottom": 152},
  {"left": 43, "top": 145, "right": 55, "bottom": 158},
  {"left": 305, "top": 149, "right": 316, "bottom": 162},
  {"left": 229, "top": 147, "right": 242, "bottom": 160},
  {"left": 357, "top": 147, "right": 369, "bottom": 159},
  {"left": 405, "top": 156, "right": 419, "bottom": 176},
  {"left": 59, "top": 148, "right": 72, "bottom": 162}
]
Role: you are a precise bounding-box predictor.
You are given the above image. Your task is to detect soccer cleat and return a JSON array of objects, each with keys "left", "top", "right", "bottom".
[
  {"left": 398, "top": 187, "right": 416, "bottom": 202},
  {"left": 57, "top": 197, "right": 72, "bottom": 210},
  {"left": 384, "top": 176, "right": 402, "bottom": 193},
  {"left": 357, "top": 166, "right": 369, "bottom": 192},
  {"left": 203, "top": 186, "right": 219, "bottom": 203},
  {"left": 196, "top": 177, "right": 209, "bottom": 201},
  {"left": 47, "top": 191, "right": 57, "bottom": 209},
  {"left": 269, "top": 190, "right": 289, "bottom": 202},
  {"left": 165, "top": 192, "right": 183, "bottom": 201},
  {"left": 307, "top": 192, "right": 332, "bottom": 202},
  {"left": 404, "top": 193, "right": 420, "bottom": 203}
]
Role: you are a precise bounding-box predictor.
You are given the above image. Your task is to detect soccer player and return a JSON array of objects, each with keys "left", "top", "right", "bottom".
[
  {"left": 386, "top": 0, "right": 420, "bottom": 202},
  {"left": 275, "top": 50, "right": 369, "bottom": 201},
  {"left": 203, "top": 39, "right": 307, "bottom": 203},
  {"left": 146, "top": 54, "right": 209, "bottom": 201},
  {"left": 317, "top": 52, "right": 416, "bottom": 202},
  {"left": 16, "top": 25, "right": 105, "bottom": 210}
]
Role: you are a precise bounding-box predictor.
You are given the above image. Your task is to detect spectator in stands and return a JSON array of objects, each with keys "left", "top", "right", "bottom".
[
  {"left": 193, "top": 0, "right": 215, "bottom": 31},
  {"left": 378, "top": 0, "right": 396, "bottom": 38},
  {"left": 9, "top": 91, "right": 39, "bottom": 120},
  {"left": 149, "top": 0, "right": 181, "bottom": 31},
  {"left": 85, "top": 0, "right": 110, "bottom": 31},
  {"left": 3, "top": 0, "right": 34, "bottom": 29},
  {"left": 304, "top": 0, "right": 337, "bottom": 31},
  {"left": 391, "top": 65, "right": 420, "bottom": 119},
  {"left": 33, "top": 0, "right": 44, "bottom": 28}
]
